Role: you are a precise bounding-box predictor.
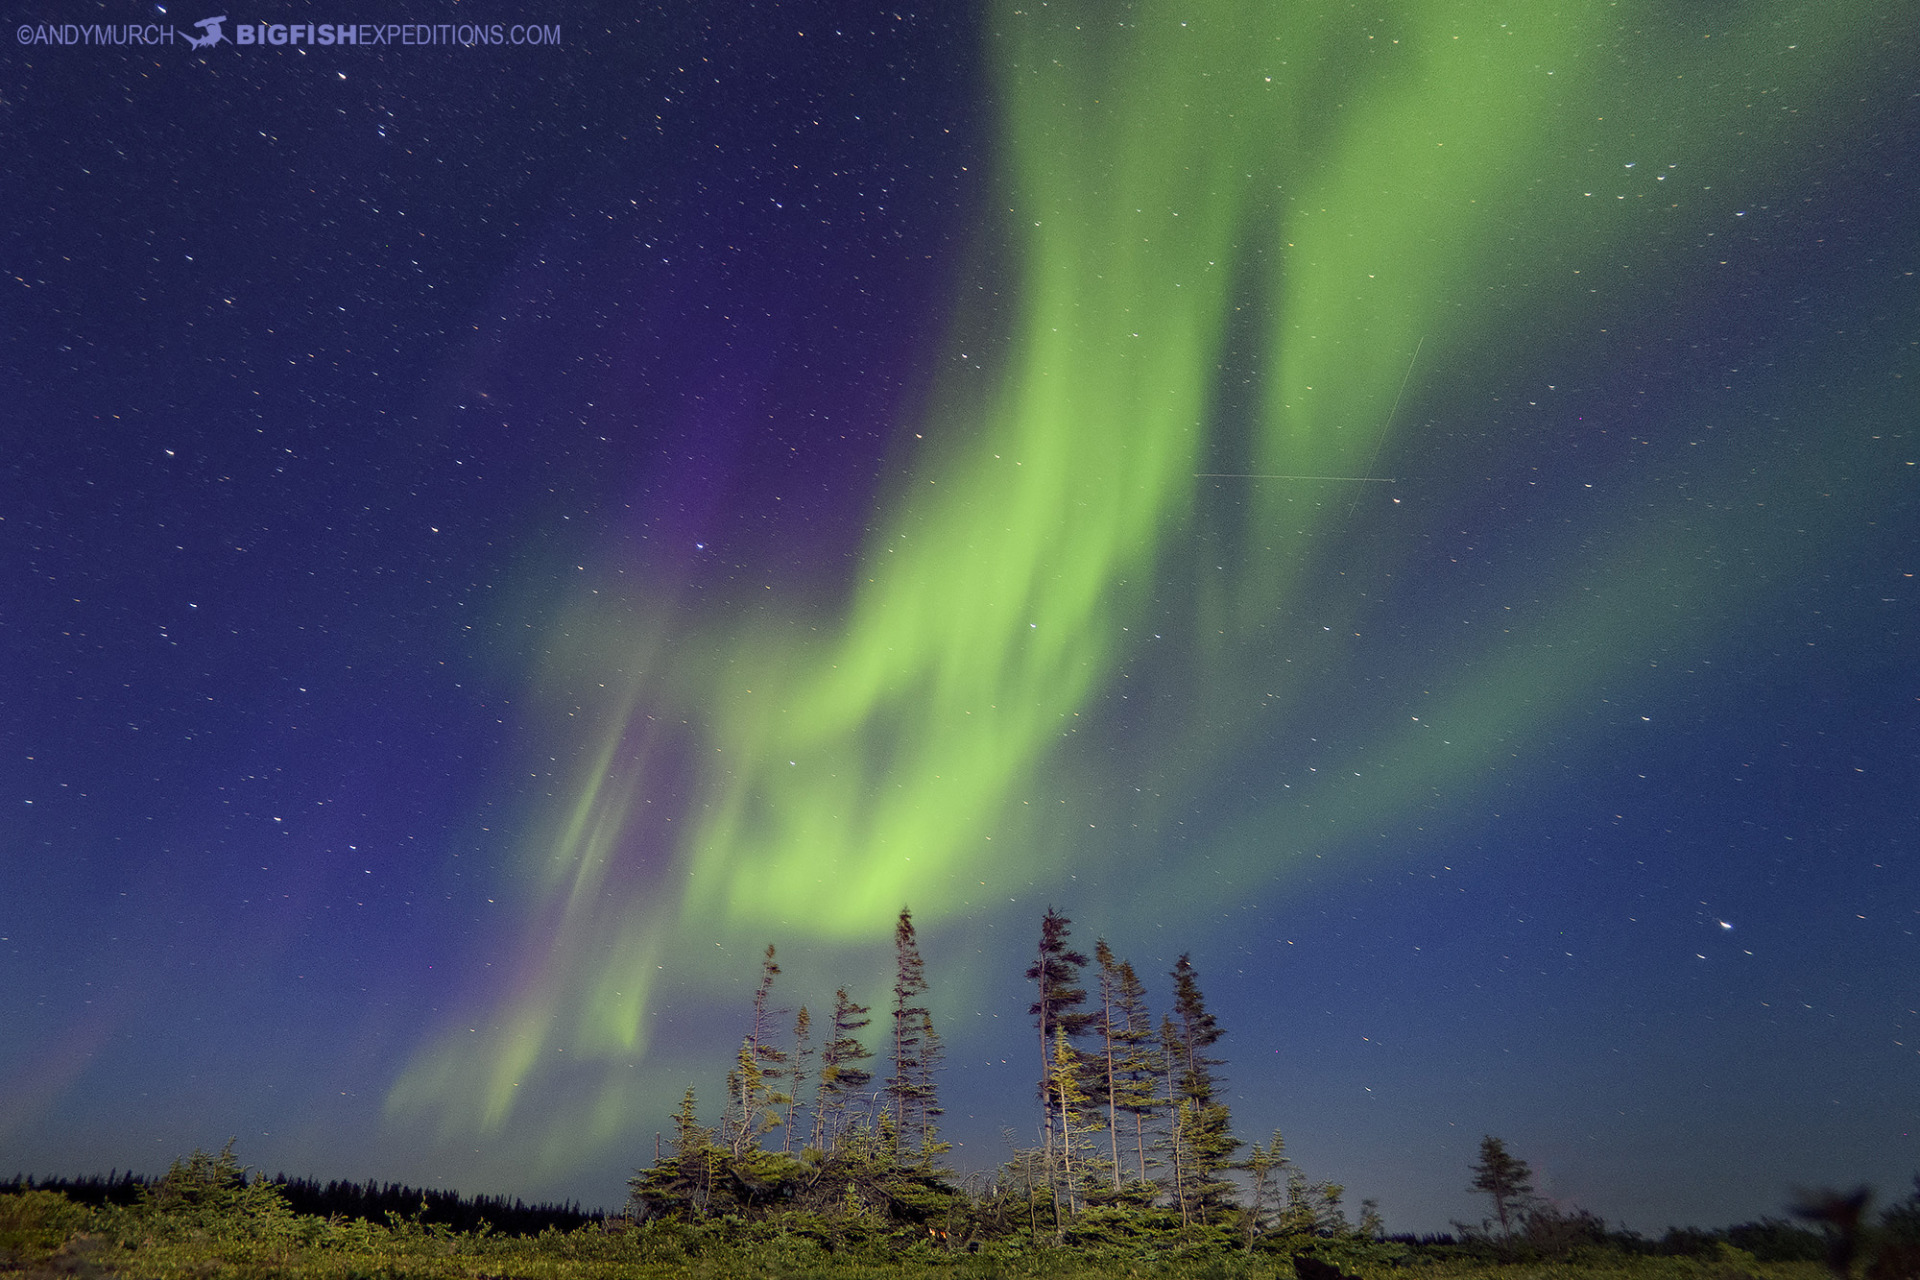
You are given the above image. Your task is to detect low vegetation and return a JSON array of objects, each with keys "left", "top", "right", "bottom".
[{"left": 3, "top": 1145, "right": 1907, "bottom": 1280}]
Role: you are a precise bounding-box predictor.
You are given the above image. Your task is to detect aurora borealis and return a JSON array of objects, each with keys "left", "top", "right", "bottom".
[{"left": 4, "top": 0, "right": 1916, "bottom": 1235}]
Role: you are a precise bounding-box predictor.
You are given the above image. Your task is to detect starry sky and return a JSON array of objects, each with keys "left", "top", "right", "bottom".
[{"left": 3, "top": 0, "right": 1916, "bottom": 1236}]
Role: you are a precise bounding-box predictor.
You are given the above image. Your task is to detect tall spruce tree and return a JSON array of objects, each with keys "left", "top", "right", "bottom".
[
  {"left": 1046, "top": 1024, "right": 1096, "bottom": 1213},
  {"left": 720, "top": 945, "right": 790, "bottom": 1156},
  {"left": 911, "top": 1008, "right": 949, "bottom": 1162},
  {"left": 1168, "top": 953, "right": 1223, "bottom": 1102},
  {"left": 1025, "top": 908, "right": 1092, "bottom": 1162},
  {"left": 1092, "top": 940, "right": 1123, "bottom": 1193},
  {"left": 724, "top": 1036, "right": 785, "bottom": 1157},
  {"left": 817, "top": 986, "right": 874, "bottom": 1149},
  {"left": 1111, "top": 956, "right": 1163, "bottom": 1188},
  {"left": 1239, "top": 1131, "right": 1289, "bottom": 1248},
  {"left": 1093, "top": 939, "right": 1159, "bottom": 1193},
  {"left": 786, "top": 1005, "right": 812, "bottom": 1154},
  {"left": 886, "top": 906, "right": 942, "bottom": 1163},
  {"left": 1159, "top": 1013, "right": 1190, "bottom": 1228},
  {"left": 1164, "top": 954, "right": 1240, "bottom": 1223}
]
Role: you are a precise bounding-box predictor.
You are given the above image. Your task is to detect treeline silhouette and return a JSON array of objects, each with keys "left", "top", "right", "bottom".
[
  {"left": 1, "top": 1169, "right": 598, "bottom": 1236},
  {"left": 1, "top": 1171, "right": 146, "bottom": 1211},
  {"left": 270, "top": 1175, "right": 597, "bottom": 1236}
]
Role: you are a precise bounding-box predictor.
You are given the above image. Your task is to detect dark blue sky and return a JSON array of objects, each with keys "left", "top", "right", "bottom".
[{"left": 3, "top": 0, "right": 1916, "bottom": 1235}]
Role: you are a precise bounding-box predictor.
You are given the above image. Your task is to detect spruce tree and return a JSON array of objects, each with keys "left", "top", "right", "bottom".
[
  {"left": 724, "top": 1036, "right": 783, "bottom": 1157},
  {"left": 787, "top": 1005, "right": 813, "bottom": 1154},
  {"left": 1047, "top": 1024, "right": 1096, "bottom": 1214},
  {"left": 1470, "top": 1135, "right": 1534, "bottom": 1235},
  {"left": 1159, "top": 1015, "right": 1191, "bottom": 1224},
  {"left": 1239, "top": 1131, "right": 1289, "bottom": 1248},
  {"left": 818, "top": 987, "right": 874, "bottom": 1150},
  {"left": 1093, "top": 940, "right": 1126, "bottom": 1192},
  {"left": 1169, "top": 953, "right": 1223, "bottom": 1103},
  {"left": 631, "top": 1088, "right": 716, "bottom": 1218},
  {"left": 1164, "top": 954, "right": 1240, "bottom": 1223},
  {"left": 1280, "top": 1169, "right": 1350, "bottom": 1236},
  {"left": 1094, "top": 940, "right": 1162, "bottom": 1194},
  {"left": 748, "top": 944, "right": 790, "bottom": 1129},
  {"left": 1111, "top": 957, "right": 1163, "bottom": 1188},
  {"left": 722, "top": 944, "right": 790, "bottom": 1157},
  {"left": 886, "top": 906, "right": 942, "bottom": 1162},
  {"left": 1025, "top": 908, "right": 1092, "bottom": 1163},
  {"left": 912, "top": 1009, "right": 950, "bottom": 1163}
]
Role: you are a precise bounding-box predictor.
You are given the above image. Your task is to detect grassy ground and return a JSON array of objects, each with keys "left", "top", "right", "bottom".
[{"left": 1, "top": 1187, "right": 1833, "bottom": 1280}]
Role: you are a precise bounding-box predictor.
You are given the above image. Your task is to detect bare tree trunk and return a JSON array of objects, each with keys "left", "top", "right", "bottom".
[
  {"left": 1056, "top": 1086, "right": 1077, "bottom": 1215},
  {"left": 1166, "top": 1070, "right": 1188, "bottom": 1225},
  {"left": 1102, "top": 983, "right": 1122, "bottom": 1193},
  {"left": 1037, "top": 957, "right": 1054, "bottom": 1165}
]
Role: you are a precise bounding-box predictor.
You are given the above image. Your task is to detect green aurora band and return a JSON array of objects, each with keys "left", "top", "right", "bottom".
[{"left": 388, "top": 0, "right": 1908, "bottom": 1172}]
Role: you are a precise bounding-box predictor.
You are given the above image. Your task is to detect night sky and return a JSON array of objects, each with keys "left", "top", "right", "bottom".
[{"left": 4, "top": 0, "right": 1916, "bottom": 1236}]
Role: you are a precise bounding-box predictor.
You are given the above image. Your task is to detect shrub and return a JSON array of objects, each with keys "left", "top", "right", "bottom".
[
  {"left": 0, "top": 1187, "right": 94, "bottom": 1260},
  {"left": 133, "top": 1140, "right": 303, "bottom": 1244}
]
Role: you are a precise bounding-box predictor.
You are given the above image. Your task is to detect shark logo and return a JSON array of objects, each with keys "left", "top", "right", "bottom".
[{"left": 181, "top": 14, "right": 227, "bottom": 49}]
